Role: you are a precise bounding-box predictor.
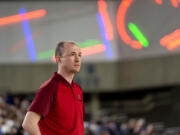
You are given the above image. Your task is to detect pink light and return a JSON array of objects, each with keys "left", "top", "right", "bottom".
[
  {"left": 160, "top": 29, "right": 180, "bottom": 50},
  {"left": 160, "top": 29, "right": 180, "bottom": 46},
  {"left": 9, "top": 30, "right": 42, "bottom": 53},
  {"left": 98, "top": 0, "right": 114, "bottom": 40},
  {"left": 116, "top": 0, "right": 142, "bottom": 49},
  {"left": 170, "top": 0, "right": 178, "bottom": 8},
  {"left": 130, "top": 40, "right": 143, "bottom": 49},
  {"left": 154, "top": 0, "right": 163, "bottom": 4},
  {"left": 154, "top": 0, "right": 179, "bottom": 8},
  {"left": 81, "top": 44, "right": 105, "bottom": 56},
  {"left": 167, "top": 39, "right": 180, "bottom": 50},
  {"left": 52, "top": 44, "right": 105, "bottom": 63},
  {"left": 0, "top": 9, "right": 46, "bottom": 26}
]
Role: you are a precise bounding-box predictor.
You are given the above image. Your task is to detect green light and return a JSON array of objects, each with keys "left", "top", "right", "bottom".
[
  {"left": 77, "top": 40, "right": 102, "bottom": 48},
  {"left": 37, "top": 50, "right": 54, "bottom": 60},
  {"left": 128, "top": 22, "right": 149, "bottom": 48},
  {"left": 37, "top": 39, "right": 102, "bottom": 60}
]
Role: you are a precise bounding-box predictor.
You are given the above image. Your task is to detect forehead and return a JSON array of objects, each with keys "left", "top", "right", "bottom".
[{"left": 63, "top": 43, "right": 81, "bottom": 53}]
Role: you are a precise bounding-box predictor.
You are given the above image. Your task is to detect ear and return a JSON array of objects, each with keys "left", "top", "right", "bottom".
[{"left": 55, "top": 56, "right": 61, "bottom": 63}]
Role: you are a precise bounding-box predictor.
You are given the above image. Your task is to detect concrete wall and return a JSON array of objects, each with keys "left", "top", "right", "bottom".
[{"left": 0, "top": 53, "right": 180, "bottom": 93}]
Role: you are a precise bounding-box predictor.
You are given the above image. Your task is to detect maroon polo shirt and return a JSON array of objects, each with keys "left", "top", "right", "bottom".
[{"left": 28, "top": 72, "right": 84, "bottom": 135}]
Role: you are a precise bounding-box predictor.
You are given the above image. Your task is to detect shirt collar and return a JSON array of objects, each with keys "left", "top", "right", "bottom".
[{"left": 53, "top": 72, "right": 75, "bottom": 87}]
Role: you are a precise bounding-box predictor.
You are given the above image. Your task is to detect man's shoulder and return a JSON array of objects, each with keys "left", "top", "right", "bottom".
[{"left": 39, "top": 76, "right": 56, "bottom": 90}]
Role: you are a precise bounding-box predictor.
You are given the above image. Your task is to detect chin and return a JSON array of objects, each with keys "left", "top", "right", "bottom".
[
  {"left": 71, "top": 69, "right": 80, "bottom": 73},
  {"left": 75, "top": 70, "right": 80, "bottom": 73}
]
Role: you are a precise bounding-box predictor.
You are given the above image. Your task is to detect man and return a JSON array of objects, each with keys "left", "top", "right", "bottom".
[{"left": 22, "top": 41, "right": 84, "bottom": 135}]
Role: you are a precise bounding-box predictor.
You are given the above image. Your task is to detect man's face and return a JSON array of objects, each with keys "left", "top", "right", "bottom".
[{"left": 60, "top": 43, "right": 82, "bottom": 73}]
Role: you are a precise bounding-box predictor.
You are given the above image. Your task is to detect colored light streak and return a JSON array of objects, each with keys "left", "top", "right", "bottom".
[
  {"left": 117, "top": 0, "right": 133, "bottom": 45},
  {"left": 97, "top": 0, "right": 114, "bottom": 40},
  {"left": 160, "top": 29, "right": 180, "bottom": 50},
  {"left": 170, "top": 0, "right": 179, "bottom": 8},
  {"left": 0, "top": 9, "right": 46, "bottom": 26},
  {"left": 154, "top": 0, "right": 163, "bottom": 4},
  {"left": 37, "top": 40, "right": 105, "bottom": 61},
  {"left": 154, "top": 0, "right": 179, "bottom": 8},
  {"left": 78, "top": 40, "right": 102, "bottom": 48},
  {"left": 128, "top": 23, "right": 149, "bottom": 48},
  {"left": 167, "top": 39, "right": 180, "bottom": 50},
  {"left": 38, "top": 50, "right": 54, "bottom": 60},
  {"left": 160, "top": 29, "right": 180, "bottom": 46},
  {"left": 116, "top": 0, "right": 142, "bottom": 49},
  {"left": 9, "top": 30, "right": 42, "bottom": 53},
  {"left": 51, "top": 44, "right": 105, "bottom": 62},
  {"left": 19, "top": 8, "right": 37, "bottom": 62},
  {"left": 81, "top": 44, "right": 105, "bottom": 56},
  {"left": 96, "top": 13, "right": 113, "bottom": 59}
]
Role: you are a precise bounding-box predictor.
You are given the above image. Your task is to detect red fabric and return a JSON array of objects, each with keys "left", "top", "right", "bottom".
[{"left": 28, "top": 72, "right": 84, "bottom": 135}]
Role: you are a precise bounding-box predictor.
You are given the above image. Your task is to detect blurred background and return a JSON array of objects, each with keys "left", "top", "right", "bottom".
[{"left": 0, "top": 0, "right": 180, "bottom": 134}]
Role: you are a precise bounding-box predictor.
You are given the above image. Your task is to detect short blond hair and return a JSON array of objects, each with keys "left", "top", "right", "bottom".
[{"left": 55, "top": 41, "right": 77, "bottom": 57}]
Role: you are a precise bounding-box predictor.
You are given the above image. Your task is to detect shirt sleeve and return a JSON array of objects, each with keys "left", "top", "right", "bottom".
[{"left": 28, "top": 80, "right": 55, "bottom": 117}]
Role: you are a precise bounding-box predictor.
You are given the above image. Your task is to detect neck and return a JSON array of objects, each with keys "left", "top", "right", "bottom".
[{"left": 57, "top": 68, "right": 74, "bottom": 84}]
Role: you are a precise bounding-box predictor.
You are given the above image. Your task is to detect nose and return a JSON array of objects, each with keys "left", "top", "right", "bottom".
[{"left": 75, "top": 54, "right": 81, "bottom": 62}]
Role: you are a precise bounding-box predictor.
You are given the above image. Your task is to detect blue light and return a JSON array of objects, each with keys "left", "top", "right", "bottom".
[
  {"left": 96, "top": 13, "right": 113, "bottom": 59},
  {"left": 19, "top": 8, "right": 37, "bottom": 62}
]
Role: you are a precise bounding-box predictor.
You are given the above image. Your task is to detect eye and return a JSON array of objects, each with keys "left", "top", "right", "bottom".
[{"left": 71, "top": 53, "right": 75, "bottom": 56}]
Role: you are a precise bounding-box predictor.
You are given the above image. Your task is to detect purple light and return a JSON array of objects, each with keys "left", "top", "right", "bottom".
[
  {"left": 19, "top": 8, "right": 37, "bottom": 62},
  {"left": 96, "top": 13, "right": 113, "bottom": 59}
]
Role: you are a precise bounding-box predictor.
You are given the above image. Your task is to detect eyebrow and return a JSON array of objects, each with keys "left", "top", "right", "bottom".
[
  {"left": 71, "top": 52, "right": 82, "bottom": 55},
  {"left": 71, "top": 51, "right": 82, "bottom": 54}
]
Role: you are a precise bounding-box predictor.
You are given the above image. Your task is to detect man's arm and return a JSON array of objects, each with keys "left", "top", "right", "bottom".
[{"left": 22, "top": 111, "right": 42, "bottom": 135}]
